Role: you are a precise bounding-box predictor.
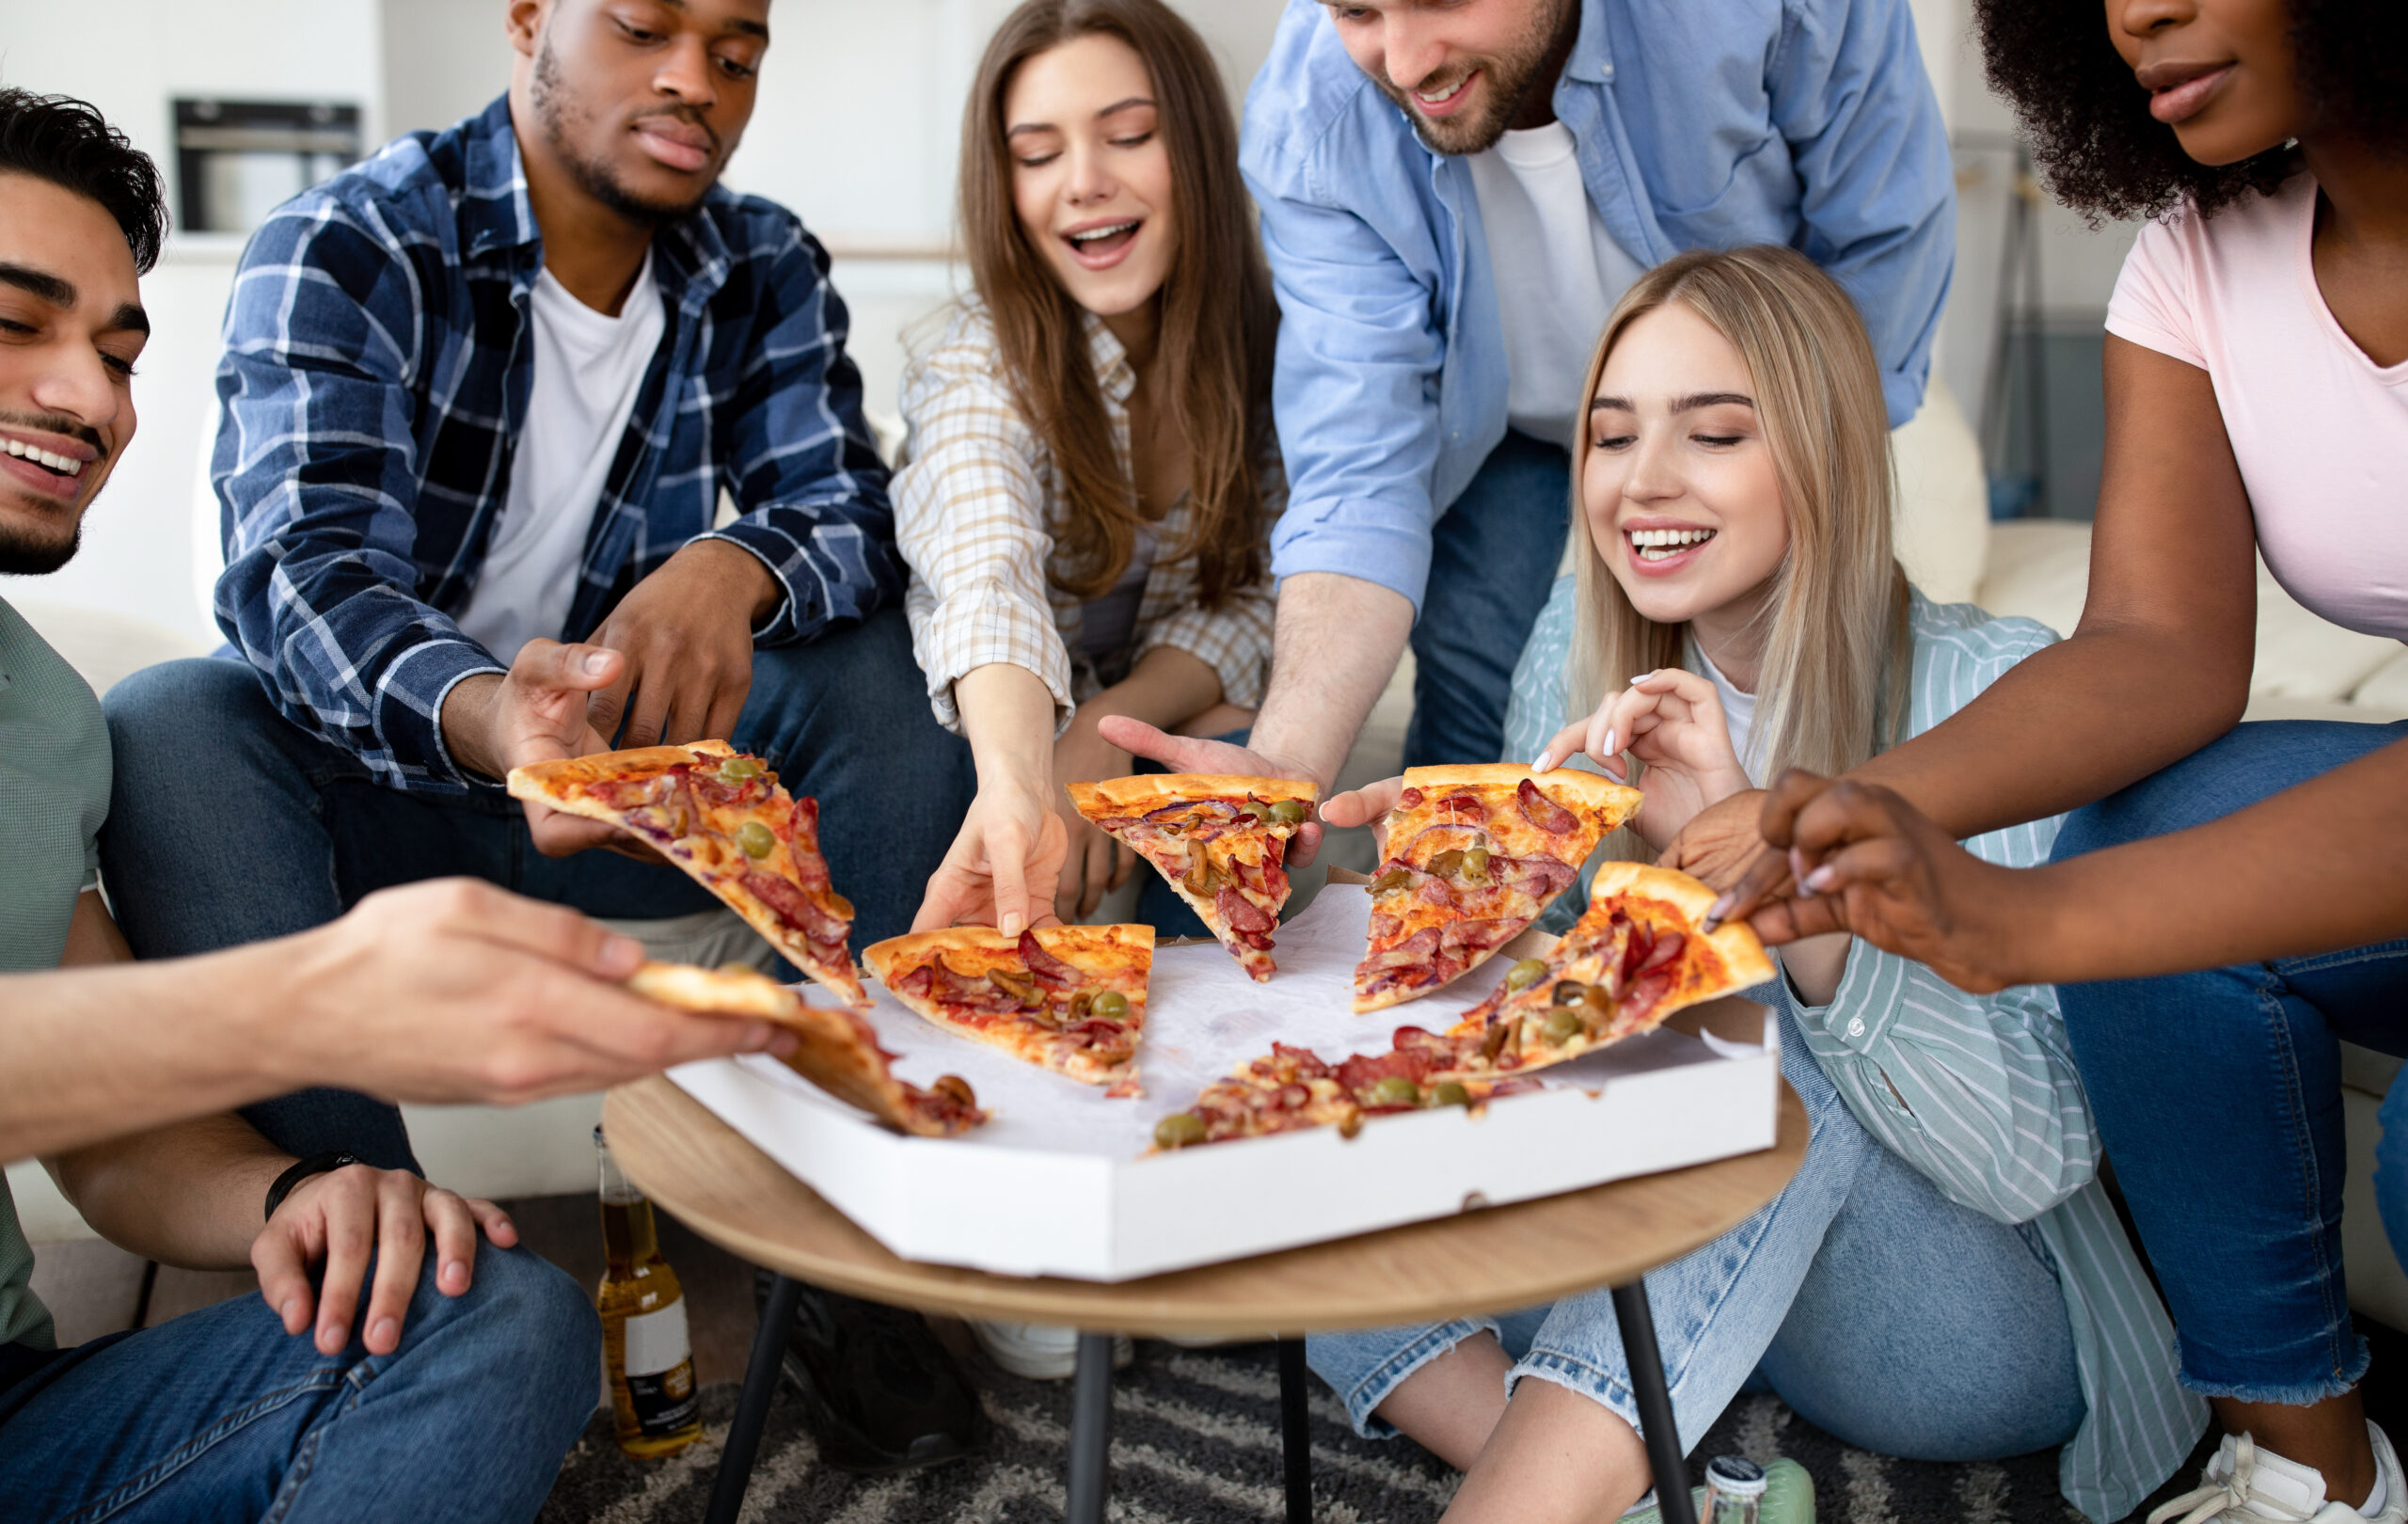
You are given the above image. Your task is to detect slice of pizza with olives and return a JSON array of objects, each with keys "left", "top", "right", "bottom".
[
  {"left": 627, "top": 962, "right": 984, "bottom": 1137},
  {"left": 1438, "top": 862, "right": 1773, "bottom": 1078},
  {"left": 1353, "top": 765, "right": 1641, "bottom": 1012},
  {"left": 509, "top": 741, "right": 866, "bottom": 1008},
  {"left": 1146, "top": 1035, "right": 1499, "bottom": 1152},
  {"left": 1068, "top": 773, "right": 1318, "bottom": 981},
  {"left": 864, "top": 925, "right": 1154, "bottom": 1093}
]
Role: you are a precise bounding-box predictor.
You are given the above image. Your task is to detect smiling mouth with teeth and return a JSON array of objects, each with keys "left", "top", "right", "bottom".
[
  {"left": 1627, "top": 527, "right": 1716, "bottom": 562},
  {"left": 1067, "top": 221, "right": 1140, "bottom": 253},
  {"left": 3, "top": 438, "right": 86, "bottom": 481},
  {"left": 1414, "top": 74, "right": 1471, "bottom": 107}
]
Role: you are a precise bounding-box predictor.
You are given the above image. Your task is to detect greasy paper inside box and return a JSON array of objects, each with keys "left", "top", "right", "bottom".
[{"left": 669, "top": 883, "right": 1779, "bottom": 1280}]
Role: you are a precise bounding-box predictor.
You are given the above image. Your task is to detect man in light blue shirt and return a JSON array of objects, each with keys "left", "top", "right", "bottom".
[{"left": 1107, "top": 0, "right": 1953, "bottom": 829}]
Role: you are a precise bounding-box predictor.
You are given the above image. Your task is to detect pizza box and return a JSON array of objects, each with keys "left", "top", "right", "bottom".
[{"left": 667, "top": 882, "right": 1781, "bottom": 1282}]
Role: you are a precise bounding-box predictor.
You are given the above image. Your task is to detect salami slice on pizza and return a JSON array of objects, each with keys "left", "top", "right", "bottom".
[
  {"left": 509, "top": 741, "right": 867, "bottom": 1008},
  {"left": 1438, "top": 862, "right": 1774, "bottom": 1078},
  {"left": 1149, "top": 864, "right": 1769, "bottom": 1151},
  {"left": 1067, "top": 773, "right": 1317, "bottom": 981},
  {"left": 626, "top": 962, "right": 985, "bottom": 1137},
  {"left": 864, "top": 924, "right": 1154, "bottom": 1093},
  {"left": 1353, "top": 765, "right": 1641, "bottom": 1012}
]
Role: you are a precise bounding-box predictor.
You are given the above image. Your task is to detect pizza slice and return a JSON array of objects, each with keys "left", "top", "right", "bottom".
[
  {"left": 1149, "top": 864, "right": 1771, "bottom": 1152},
  {"left": 509, "top": 741, "right": 866, "bottom": 1007},
  {"left": 863, "top": 924, "right": 1154, "bottom": 1092},
  {"left": 1354, "top": 765, "right": 1641, "bottom": 1012},
  {"left": 626, "top": 962, "right": 985, "bottom": 1137},
  {"left": 1067, "top": 773, "right": 1318, "bottom": 981},
  {"left": 1436, "top": 862, "right": 1774, "bottom": 1079}
]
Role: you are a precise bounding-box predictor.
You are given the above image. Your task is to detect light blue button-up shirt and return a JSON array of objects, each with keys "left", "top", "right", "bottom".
[{"left": 1240, "top": 0, "right": 1956, "bottom": 613}]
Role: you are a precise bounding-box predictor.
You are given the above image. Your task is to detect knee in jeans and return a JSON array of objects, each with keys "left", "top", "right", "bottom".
[
  {"left": 452, "top": 1246, "right": 603, "bottom": 1433},
  {"left": 103, "top": 658, "right": 264, "bottom": 772}
]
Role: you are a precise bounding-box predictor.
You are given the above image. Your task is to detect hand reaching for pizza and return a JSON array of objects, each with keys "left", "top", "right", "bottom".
[
  {"left": 1051, "top": 716, "right": 1134, "bottom": 920},
  {"left": 1095, "top": 716, "right": 1330, "bottom": 866},
  {"left": 583, "top": 538, "right": 777, "bottom": 751},
  {"left": 915, "top": 780, "right": 1069, "bottom": 938},
  {"left": 1531, "top": 669, "right": 1753, "bottom": 851},
  {"left": 1742, "top": 769, "right": 2034, "bottom": 993},
  {"left": 439, "top": 639, "right": 636, "bottom": 858}
]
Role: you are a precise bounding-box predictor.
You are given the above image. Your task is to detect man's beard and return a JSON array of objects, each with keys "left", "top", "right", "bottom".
[
  {"left": 531, "top": 36, "right": 713, "bottom": 226},
  {"left": 0, "top": 515, "right": 82, "bottom": 576},
  {"left": 1374, "top": 0, "right": 1577, "bottom": 156}
]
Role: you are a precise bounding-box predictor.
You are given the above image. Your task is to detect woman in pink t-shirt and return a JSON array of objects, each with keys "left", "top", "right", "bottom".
[{"left": 1682, "top": 0, "right": 2408, "bottom": 1516}]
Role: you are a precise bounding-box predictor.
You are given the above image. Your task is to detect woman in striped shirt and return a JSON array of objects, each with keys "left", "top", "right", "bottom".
[
  {"left": 898, "top": 0, "right": 1279, "bottom": 940},
  {"left": 1307, "top": 247, "right": 2201, "bottom": 1523}
]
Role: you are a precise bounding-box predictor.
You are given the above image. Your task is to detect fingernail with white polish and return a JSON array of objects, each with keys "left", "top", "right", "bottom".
[
  {"left": 1531, "top": 752, "right": 1553, "bottom": 773},
  {"left": 1601, "top": 730, "right": 1617, "bottom": 757},
  {"left": 1707, "top": 892, "right": 1735, "bottom": 922},
  {"left": 1803, "top": 865, "right": 1837, "bottom": 893}
]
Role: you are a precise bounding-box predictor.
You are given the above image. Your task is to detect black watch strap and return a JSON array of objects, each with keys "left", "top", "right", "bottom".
[{"left": 264, "top": 1151, "right": 363, "bottom": 1221}]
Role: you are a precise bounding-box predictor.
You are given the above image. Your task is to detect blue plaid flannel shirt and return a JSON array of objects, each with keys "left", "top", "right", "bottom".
[{"left": 213, "top": 96, "right": 902, "bottom": 794}]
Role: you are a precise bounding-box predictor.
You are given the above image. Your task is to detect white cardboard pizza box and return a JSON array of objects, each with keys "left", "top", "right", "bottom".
[{"left": 667, "top": 882, "right": 1781, "bottom": 1282}]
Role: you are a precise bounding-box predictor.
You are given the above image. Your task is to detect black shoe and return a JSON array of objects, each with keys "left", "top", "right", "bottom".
[{"left": 755, "top": 1271, "right": 990, "bottom": 1474}]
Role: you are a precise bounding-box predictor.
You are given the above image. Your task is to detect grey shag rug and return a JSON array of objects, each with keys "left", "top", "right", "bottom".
[{"left": 535, "top": 1341, "right": 2214, "bottom": 1523}]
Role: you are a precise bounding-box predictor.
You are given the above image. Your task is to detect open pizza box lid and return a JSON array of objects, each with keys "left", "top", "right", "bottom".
[{"left": 668, "top": 879, "right": 1782, "bottom": 1283}]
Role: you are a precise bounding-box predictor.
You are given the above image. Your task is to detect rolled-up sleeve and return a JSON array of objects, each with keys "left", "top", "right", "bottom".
[
  {"left": 213, "top": 201, "right": 504, "bottom": 793},
  {"left": 1243, "top": 138, "right": 1449, "bottom": 611},
  {"left": 890, "top": 321, "right": 1073, "bottom": 734},
  {"left": 699, "top": 219, "right": 904, "bottom": 645},
  {"left": 1771, "top": 0, "right": 1956, "bottom": 427}
]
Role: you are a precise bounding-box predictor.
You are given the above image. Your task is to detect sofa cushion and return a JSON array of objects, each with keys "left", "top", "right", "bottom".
[
  {"left": 1979, "top": 521, "right": 2406, "bottom": 705},
  {"left": 1890, "top": 380, "right": 1988, "bottom": 607}
]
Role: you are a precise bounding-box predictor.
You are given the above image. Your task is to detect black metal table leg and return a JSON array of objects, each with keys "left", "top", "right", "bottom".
[
  {"left": 1611, "top": 1279, "right": 1696, "bottom": 1524},
  {"left": 1065, "top": 1332, "right": 1116, "bottom": 1524},
  {"left": 1277, "top": 1339, "right": 1312, "bottom": 1523},
  {"left": 706, "top": 1272, "right": 802, "bottom": 1524}
]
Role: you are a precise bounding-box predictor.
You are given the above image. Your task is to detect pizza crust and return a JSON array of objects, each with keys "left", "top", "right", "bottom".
[
  {"left": 509, "top": 742, "right": 736, "bottom": 807},
  {"left": 863, "top": 923, "right": 1154, "bottom": 984},
  {"left": 1402, "top": 764, "right": 1641, "bottom": 819},
  {"left": 627, "top": 960, "right": 983, "bottom": 1137},
  {"left": 1589, "top": 862, "right": 1776, "bottom": 992},
  {"left": 1068, "top": 773, "right": 1319, "bottom": 815}
]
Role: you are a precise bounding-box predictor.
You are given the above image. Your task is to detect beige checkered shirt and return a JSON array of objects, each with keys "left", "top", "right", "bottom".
[{"left": 894, "top": 301, "right": 1279, "bottom": 735}]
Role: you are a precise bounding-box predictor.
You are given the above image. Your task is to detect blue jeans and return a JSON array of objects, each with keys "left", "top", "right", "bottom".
[
  {"left": 98, "top": 608, "right": 973, "bottom": 1166},
  {"left": 1403, "top": 430, "right": 1574, "bottom": 771},
  {"left": 2052, "top": 719, "right": 2408, "bottom": 1405},
  {"left": 1309, "top": 1006, "right": 2083, "bottom": 1459},
  {"left": 0, "top": 1245, "right": 597, "bottom": 1523}
]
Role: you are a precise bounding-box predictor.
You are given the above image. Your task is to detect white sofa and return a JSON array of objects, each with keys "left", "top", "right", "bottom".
[{"left": 15, "top": 385, "right": 2408, "bottom": 1337}]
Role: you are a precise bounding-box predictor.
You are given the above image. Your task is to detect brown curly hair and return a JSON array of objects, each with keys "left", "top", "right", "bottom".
[{"left": 1974, "top": 0, "right": 2408, "bottom": 223}]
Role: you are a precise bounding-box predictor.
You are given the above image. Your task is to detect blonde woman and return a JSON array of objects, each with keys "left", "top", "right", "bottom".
[{"left": 1306, "top": 248, "right": 2201, "bottom": 1524}]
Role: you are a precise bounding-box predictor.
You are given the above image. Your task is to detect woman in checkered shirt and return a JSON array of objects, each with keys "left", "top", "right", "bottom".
[{"left": 899, "top": 0, "right": 1281, "bottom": 939}]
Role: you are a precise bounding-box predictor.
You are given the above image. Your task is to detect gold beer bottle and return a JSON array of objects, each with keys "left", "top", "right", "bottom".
[{"left": 594, "top": 1125, "right": 702, "bottom": 1457}]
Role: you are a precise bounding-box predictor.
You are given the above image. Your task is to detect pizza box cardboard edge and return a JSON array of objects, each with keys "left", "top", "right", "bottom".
[{"left": 665, "top": 993, "right": 1781, "bottom": 1285}]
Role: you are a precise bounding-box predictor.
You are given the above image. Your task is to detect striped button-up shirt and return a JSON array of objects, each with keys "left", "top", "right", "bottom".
[
  {"left": 892, "top": 302, "right": 1277, "bottom": 734},
  {"left": 1508, "top": 581, "right": 2207, "bottom": 1524},
  {"left": 213, "top": 97, "right": 900, "bottom": 793}
]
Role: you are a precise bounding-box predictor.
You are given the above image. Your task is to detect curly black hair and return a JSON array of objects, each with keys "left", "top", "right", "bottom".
[
  {"left": 0, "top": 87, "right": 168, "bottom": 273},
  {"left": 1974, "top": 0, "right": 2408, "bottom": 223}
]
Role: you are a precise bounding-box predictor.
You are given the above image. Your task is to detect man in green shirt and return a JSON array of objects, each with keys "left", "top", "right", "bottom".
[{"left": 0, "top": 87, "right": 794, "bottom": 1518}]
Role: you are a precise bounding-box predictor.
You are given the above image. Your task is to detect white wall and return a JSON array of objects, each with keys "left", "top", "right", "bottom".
[{"left": 0, "top": 0, "right": 387, "bottom": 643}]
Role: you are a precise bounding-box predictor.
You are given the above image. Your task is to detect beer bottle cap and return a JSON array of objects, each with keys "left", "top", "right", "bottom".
[{"left": 1705, "top": 1457, "right": 1767, "bottom": 1497}]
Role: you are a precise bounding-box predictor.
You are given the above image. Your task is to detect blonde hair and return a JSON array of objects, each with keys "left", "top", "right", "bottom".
[{"left": 1568, "top": 246, "right": 1910, "bottom": 811}]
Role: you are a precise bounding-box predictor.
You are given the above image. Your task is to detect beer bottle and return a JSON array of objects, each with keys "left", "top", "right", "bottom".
[{"left": 594, "top": 1125, "right": 703, "bottom": 1457}]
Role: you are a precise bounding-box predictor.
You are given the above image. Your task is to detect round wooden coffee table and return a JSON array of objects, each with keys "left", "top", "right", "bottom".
[{"left": 604, "top": 1064, "right": 1806, "bottom": 1524}]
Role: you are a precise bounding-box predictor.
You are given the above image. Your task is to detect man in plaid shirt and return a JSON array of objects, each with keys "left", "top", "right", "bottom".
[{"left": 99, "top": 0, "right": 981, "bottom": 1475}]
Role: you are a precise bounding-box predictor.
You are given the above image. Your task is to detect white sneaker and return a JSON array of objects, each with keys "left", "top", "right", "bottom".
[
  {"left": 971, "top": 1320, "right": 1134, "bottom": 1380},
  {"left": 2150, "top": 1423, "right": 2406, "bottom": 1524}
]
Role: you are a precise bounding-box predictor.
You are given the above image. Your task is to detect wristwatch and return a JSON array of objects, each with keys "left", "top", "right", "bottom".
[{"left": 264, "top": 1151, "right": 364, "bottom": 1221}]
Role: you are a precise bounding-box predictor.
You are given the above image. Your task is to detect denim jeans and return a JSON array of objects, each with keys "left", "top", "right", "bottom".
[
  {"left": 1308, "top": 1006, "right": 2084, "bottom": 1459},
  {"left": 2052, "top": 719, "right": 2408, "bottom": 1405},
  {"left": 1403, "top": 430, "right": 1574, "bottom": 771},
  {"left": 0, "top": 1245, "right": 597, "bottom": 1524},
  {"left": 98, "top": 608, "right": 973, "bottom": 1164}
]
